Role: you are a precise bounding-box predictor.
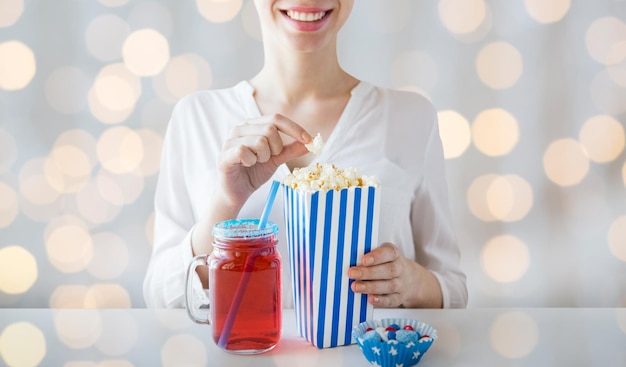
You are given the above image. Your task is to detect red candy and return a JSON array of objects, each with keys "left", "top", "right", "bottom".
[
  {"left": 365, "top": 327, "right": 374, "bottom": 332},
  {"left": 385, "top": 326, "right": 397, "bottom": 332},
  {"left": 403, "top": 325, "right": 414, "bottom": 331}
]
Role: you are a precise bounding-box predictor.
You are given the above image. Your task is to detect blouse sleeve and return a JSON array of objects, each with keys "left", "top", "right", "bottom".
[
  {"left": 143, "top": 103, "right": 209, "bottom": 308},
  {"left": 410, "top": 113, "right": 468, "bottom": 308}
]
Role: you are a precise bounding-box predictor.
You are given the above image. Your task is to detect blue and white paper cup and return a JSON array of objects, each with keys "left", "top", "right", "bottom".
[{"left": 283, "top": 185, "right": 381, "bottom": 348}]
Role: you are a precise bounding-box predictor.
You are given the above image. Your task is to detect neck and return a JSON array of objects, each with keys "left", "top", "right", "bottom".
[{"left": 250, "top": 39, "right": 357, "bottom": 103}]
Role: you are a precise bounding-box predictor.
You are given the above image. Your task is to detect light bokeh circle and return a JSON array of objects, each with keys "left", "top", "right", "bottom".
[
  {"left": 45, "top": 224, "right": 93, "bottom": 273},
  {"left": 486, "top": 175, "right": 534, "bottom": 222},
  {"left": 0, "top": 322, "right": 46, "bottom": 367},
  {"left": 51, "top": 145, "right": 92, "bottom": 178},
  {"left": 489, "top": 311, "right": 539, "bottom": 358},
  {"left": 153, "top": 53, "right": 213, "bottom": 104},
  {"left": 476, "top": 42, "right": 523, "bottom": 90},
  {"left": 481, "top": 235, "right": 530, "bottom": 283},
  {"left": 0, "top": 0, "right": 24, "bottom": 28},
  {"left": 585, "top": 17, "right": 626, "bottom": 65},
  {"left": 196, "top": 0, "right": 243, "bottom": 23},
  {"left": 438, "top": 0, "right": 487, "bottom": 35},
  {"left": 0, "top": 40, "right": 36, "bottom": 90},
  {"left": 46, "top": 135, "right": 94, "bottom": 194},
  {"left": 437, "top": 110, "right": 472, "bottom": 159},
  {"left": 0, "top": 245, "right": 38, "bottom": 294},
  {"left": 472, "top": 108, "right": 519, "bottom": 156},
  {"left": 88, "top": 63, "right": 141, "bottom": 124},
  {"left": 524, "top": 0, "right": 571, "bottom": 24},
  {"left": 49, "top": 285, "right": 89, "bottom": 308},
  {"left": 579, "top": 115, "right": 625, "bottom": 163},
  {"left": 543, "top": 138, "right": 590, "bottom": 186},
  {"left": 84, "top": 284, "right": 132, "bottom": 308},
  {"left": 54, "top": 309, "right": 102, "bottom": 349},
  {"left": 93, "top": 75, "right": 137, "bottom": 112},
  {"left": 122, "top": 29, "right": 170, "bottom": 77},
  {"left": 97, "top": 126, "right": 144, "bottom": 174}
]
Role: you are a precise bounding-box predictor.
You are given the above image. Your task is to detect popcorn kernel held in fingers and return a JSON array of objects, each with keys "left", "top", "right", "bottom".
[{"left": 304, "top": 133, "right": 324, "bottom": 155}]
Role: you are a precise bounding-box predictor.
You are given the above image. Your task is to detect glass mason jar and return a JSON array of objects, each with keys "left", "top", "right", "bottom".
[{"left": 185, "top": 218, "right": 282, "bottom": 354}]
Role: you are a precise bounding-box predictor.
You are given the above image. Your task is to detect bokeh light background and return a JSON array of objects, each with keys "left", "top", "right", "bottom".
[{"left": 0, "top": 0, "right": 625, "bottom": 309}]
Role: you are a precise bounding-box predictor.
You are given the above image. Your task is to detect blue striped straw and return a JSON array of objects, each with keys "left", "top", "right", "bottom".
[{"left": 258, "top": 180, "right": 280, "bottom": 229}]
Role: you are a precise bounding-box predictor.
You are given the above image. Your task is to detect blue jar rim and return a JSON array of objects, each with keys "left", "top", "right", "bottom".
[{"left": 212, "top": 218, "right": 278, "bottom": 238}]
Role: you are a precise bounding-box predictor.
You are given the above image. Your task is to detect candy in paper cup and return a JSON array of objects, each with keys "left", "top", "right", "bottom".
[
  {"left": 352, "top": 318, "right": 438, "bottom": 367},
  {"left": 283, "top": 184, "right": 381, "bottom": 348}
]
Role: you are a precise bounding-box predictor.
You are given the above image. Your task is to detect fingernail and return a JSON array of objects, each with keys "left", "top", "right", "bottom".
[
  {"left": 364, "top": 256, "right": 374, "bottom": 266},
  {"left": 350, "top": 269, "right": 361, "bottom": 278},
  {"left": 356, "top": 283, "right": 366, "bottom": 292},
  {"left": 373, "top": 296, "right": 380, "bottom": 304},
  {"left": 301, "top": 131, "right": 312, "bottom": 142}
]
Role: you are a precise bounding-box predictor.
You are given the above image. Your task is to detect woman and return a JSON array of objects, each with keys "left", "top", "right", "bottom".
[{"left": 143, "top": 0, "right": 468, "bottom": 309}]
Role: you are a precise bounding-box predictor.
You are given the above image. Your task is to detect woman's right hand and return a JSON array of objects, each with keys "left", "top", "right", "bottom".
[
  {"left": 191, "top": 113, "right": 311, "bottom": 263},
  {"left": 217, "top": 113, "right": 312, "bottom": 210}
]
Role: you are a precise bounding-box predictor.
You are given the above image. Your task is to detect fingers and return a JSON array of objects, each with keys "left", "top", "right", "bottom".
[
  {"left": 351, "top": 277, "right": 401, "bottom": 295},
  {"left": 348, "top": 243, "right": 405, "bottom": 308},
  {"left": 224, "top": 113, "right": 312, "bottom": 166},
  {"left": 223, "top": 136, "right": 272, "bottom": 165},
  {"left": 259, "top": 113, "right": 312, "bottom": 144},
  {"left": 351, "top": 279, "right": 404, "bottom": 308},
  {"left": 348, "top": 243, "right": 401, "bottom": 281},
  {"left": 227, "top": 124, "right": 282, "bottom": 157},
  {"left": 361, "top": 242, "right": 400, "bottom": 268},
  {"left": 229, "top": 114, "right": 312, "bottom": 144}
]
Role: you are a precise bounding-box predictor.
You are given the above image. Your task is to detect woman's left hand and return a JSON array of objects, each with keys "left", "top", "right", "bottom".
[{"left": 348, "top": 242, "right": 443, "bottom": 308}]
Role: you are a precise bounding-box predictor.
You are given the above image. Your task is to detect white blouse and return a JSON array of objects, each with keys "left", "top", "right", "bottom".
[{"left": 143, "top": 80, "right": 468, "bottom": 309}]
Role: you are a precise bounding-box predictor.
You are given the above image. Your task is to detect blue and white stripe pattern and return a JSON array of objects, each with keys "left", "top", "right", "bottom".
[{"left": 283, "top": 185, "right": 381, "bottom": 349}]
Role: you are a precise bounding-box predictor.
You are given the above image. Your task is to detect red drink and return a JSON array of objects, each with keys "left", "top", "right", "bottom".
[{"left": 208, "top": 219, "right": 282, "bottom": 354}]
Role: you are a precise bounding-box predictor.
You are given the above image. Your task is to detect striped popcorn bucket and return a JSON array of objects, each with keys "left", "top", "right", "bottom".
[{"left": 283, "top": 185, "right": 381, "bottom": 348}]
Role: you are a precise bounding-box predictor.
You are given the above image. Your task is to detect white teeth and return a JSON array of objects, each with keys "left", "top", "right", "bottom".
[{"left": 286, "top": 10, "right": 326, "bottom": 22}]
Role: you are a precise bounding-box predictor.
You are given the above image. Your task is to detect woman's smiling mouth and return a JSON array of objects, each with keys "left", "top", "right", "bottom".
[{"left": 285, "top": 10, "right": 327, "bottom": 22}]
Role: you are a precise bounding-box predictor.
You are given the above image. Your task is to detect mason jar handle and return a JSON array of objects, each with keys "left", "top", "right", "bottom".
[{"left": 185, "top": 254, "right": 210, "bottom": 325}]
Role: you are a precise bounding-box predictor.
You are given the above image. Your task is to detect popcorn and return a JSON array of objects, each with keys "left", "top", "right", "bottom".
[
  {"left": 305, "top": 133, "right": 325, "bottom": 155},
  {"left": 283, "top": 163, "right": 380, "bottom": 192}
]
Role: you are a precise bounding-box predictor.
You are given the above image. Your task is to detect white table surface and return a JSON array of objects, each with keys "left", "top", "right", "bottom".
[{"left": 1, "top": 308, "right": 625, "bottom": 366}]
